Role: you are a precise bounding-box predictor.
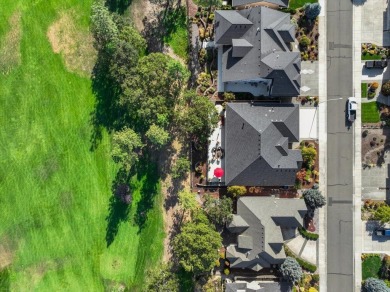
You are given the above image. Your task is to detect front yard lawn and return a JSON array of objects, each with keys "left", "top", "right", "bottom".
[
  {"left": 289, "top": 0, "right": 318, "bottom": 9},
  {"left": 362, "top": 255, "right": 382, "bottom": 280},
  {"left": 362, "top": 83, "right": 368, "bottom": 98},
  {"left": 362, "top": 54, "right": 382, "bottom": 60},
  {"left": 362, "top": 102, "right": 380, "bottom": 123}
]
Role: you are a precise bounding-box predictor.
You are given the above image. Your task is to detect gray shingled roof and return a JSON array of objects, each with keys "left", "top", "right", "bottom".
[
  {"left": 224, "top": 102, "right": 302, "bottom": 186},
  {"left": 225, "top": 281, "right": 292, "bottom": 292},
  {"left": 215, "top": 7, "right": 300, "bottom": 97},
  {"left": 232, "top": 0, "right": 289, "bottom": 8},
  {"left": 226, "top": 197, "right": 306, "bottom": 271}
]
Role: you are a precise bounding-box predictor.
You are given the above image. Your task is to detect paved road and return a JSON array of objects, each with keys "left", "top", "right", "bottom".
[{"left": 326, "top": 0, "right": 354, "bottom": 290}]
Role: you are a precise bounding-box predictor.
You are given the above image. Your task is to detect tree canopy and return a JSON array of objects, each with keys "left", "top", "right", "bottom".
[
  {"left": 178, "top": 190, "right": 199, "bottom": 218},
  {"left": 177, "top": 91, "right": 218, "bottom": 144},
  {"left": 120, "top": 53, "right": 189, "bottom": 132},
  {"left": 111, "top": 127, "right": 143, "bottom": 170},
  {"left": 91, "top": 1, "right": 119, "bottom": 51},
  {"left": 203, "top": 194, "right": 233, "bottom": 226},
  {"left": 303, "top": 189, "right": 326, "bottom": 209},
  {"left": 279, "top": 257, "right": 303, "bottom": 284},
  {"left": 146, "top": 124, "right": 170, "bottom": 148},
  {"left": 173, "top": 212, "right": 222, "bottom": 275},
  {"left": 144, "top": 263, "right": 180, "bottom": 292}
]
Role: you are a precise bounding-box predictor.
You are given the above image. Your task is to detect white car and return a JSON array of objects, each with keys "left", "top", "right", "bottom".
[{"left": 347, "top": 97, "right": 357, "bottom": 122}]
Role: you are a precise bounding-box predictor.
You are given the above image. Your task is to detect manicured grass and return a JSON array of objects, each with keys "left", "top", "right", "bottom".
[
  {"left": 362, "top": 54, "right": 383, "bottom": 60},
  {"left": 289, "top": 0, "right": 318, "bottom": 9},
  {"left": 362, "top": 102, "right": 381, "bottom": 123},
  {"left": 163, "top": 6, "right": 188, "bottom": 60},
  {"left": 362, "top": 255, "right": 382, "bottom": 280},
  {"left": 362, "top": 83, "right": 368, "bottom": 98},
  {"left": 0, "top": 1, "right": 163, "bottom": 291}
]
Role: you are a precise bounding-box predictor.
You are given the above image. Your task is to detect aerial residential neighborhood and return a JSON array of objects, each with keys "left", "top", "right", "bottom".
[{"left": 1, "top": 0, "right": 390, "bottom": 291}]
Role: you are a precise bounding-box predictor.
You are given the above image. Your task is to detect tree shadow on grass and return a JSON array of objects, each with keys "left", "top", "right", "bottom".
[
  {"left": 0, "top": 268, "right": 10, "bottom": 291},
  {"left": 105, "top": 168, "right": 132, "bottom": 247},
  {"left": 90, "top": 52, "right": 127, "bottom": 151},
  {"left": 133, "top": 158, "right": 160, "bottom": 233},
  {"left": 105, "top": 0, "right": 133, "bottom": 14}
]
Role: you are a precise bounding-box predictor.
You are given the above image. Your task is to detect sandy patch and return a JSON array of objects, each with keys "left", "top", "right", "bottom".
[
  {"left": 0, "top": 11, "right": 22, "bottom": 74},
  {"left": 0, "top": 244, "right": 13, "bottom": 270},
  {"left": 47, "top": 10, "right": 96, "bottom": 77}
]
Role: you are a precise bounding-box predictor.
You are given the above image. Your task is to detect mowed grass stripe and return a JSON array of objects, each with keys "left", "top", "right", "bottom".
[{"left": 0, "top": 1, "right": 164, "bottom": 290}]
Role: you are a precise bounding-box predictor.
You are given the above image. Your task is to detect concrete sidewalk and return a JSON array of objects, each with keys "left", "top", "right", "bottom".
[{"left": 353, "top": 0, "right": 363, "bottom": 290}]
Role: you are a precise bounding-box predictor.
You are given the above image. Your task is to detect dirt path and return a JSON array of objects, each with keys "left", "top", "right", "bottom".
[{"left": 160, "top": 139, "right": 191, "bottom": 263}]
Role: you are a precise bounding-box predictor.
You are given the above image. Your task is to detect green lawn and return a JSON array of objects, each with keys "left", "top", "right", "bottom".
[
  {"left": 289, "top": 0, "right": 318, "bottom": 9},
  {"left": 362, "top": 255, "right": 382, "bottom": 280},
  {"left": 362, "top": 83, "right": 368, "bottom": 98},
  {"left": 362, "top": 54, "right": 383, "bottom": 60},
  {"left": 163, "top": 6, "right": 188, "bottom": 60},
  {"left": 0, "top": 1, "right": 163, "bottom": 291},
  {"left": 362, "top": 102, "right": 381, "bottom": 123}
]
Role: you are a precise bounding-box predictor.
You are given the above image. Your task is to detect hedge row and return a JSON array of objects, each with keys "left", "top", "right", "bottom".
[
  {"left": 298, "top": 227, "right": 319, "bottom": 241},
  {"left": 284, "top": 245, "right": 317, "bottom": 273}
]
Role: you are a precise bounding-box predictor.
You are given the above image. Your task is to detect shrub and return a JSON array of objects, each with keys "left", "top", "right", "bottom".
[
  {"left": 312, "top": 274, "right": 320, "bottom": 282},
  {"left": 284, "top": 245, "right": 317, "bottom": 273},
  {"left": 227, "top": 186, "right": 247, "bottom": 197},
  {"left": 224, "top": 268, "right": 230, "bottom": 275},
  {"left": 371, "top": 82, "right": 379, "bottom": 90},
  {"left": 363, "top": 130, "right": 369, "bottom": 138},
  {"left": 301, "top": 146, "right": 317, "bottom": 166},
  {"left": 215, "top": 259, "right": 220, "bottom": 267},
  {"left": 364, "top": 278, "right": 389, "bottom": 292},
  {"left": 219, "top": 251, "right": 225, "bottom": 259},
  {"left": 280, "top": 257, "right": 303, "bottom": 283},
  {"left": 382, "top": 81, "right": 390, "bottom": 96},
  {"left": 304, "top": 3, "right": 321, "bottom": 20},
  {"left": 172, "top": 157, "right": 190, "bottom": 179},
  {"left": 303, "top": 189, "right": 326, "bottom": 209},
  {"left": 223, "top": 92, "right": 235, "bottom": 102},
  {"left": 312, "top": 183, "right": 319, "bottom": 189},
  {"left": 299, "top": 35, "right": 311, "bottom": 47},
  {"left": 298, "top": 227, "right": 319, "bottom": 241}
]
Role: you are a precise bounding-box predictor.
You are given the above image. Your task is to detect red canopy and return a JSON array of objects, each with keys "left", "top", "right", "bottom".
[{"left": 214, "top": 167, "right": 224, "bottom": 178}]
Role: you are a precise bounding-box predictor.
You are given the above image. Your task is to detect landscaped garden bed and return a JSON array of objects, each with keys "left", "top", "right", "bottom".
[
  {"left": 361, "top": 199, "right": 387, "bottom": 220},
  {"left": 295, "top": 140, "right": 319, "bottom": 189},
  {"left": 284, "top": 244, "right": 317, "bottom": 273},
  {"left": 362, "top": 43, "right": 389, "bottom": 60},
  {"left": 285, "top": 5, "right": 320, "bottom": 61},
  {"left": 361, "top": 129, "right": 390, "bottom": 167},
  {"left": 361, "top": 253, "right": 390, "bottom": 289}
]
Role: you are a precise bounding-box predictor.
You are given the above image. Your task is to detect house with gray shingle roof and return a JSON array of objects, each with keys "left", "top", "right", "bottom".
[
  {"left": 232, "top": 0, "right": 289, "bottom": 9},
  {"left": 215, "top": 6, "right": 300, "bottom": 97},
  {"left": 226, "top": 197, "right": 307, "bottom": 272},
  {"left": 225, "top": 281, "right": 292, "bottom": 292},
  {"left": 223, "top": 102, "right": 302, "bottom": 186}
]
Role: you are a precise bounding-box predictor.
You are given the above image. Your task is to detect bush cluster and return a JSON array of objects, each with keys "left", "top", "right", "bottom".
[
  {"left": 382, "top": 81, "right": 390, "bottom": 96},
  {"left": 298, "top": 227, "right": 319, "bottom": 241}
]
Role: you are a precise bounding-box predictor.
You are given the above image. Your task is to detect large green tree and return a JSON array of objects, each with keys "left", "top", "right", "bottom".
[
  {"left": 177, "top": 91, "right": 218, "bottom": 144},
  {"left": 91, "top": 1, "right": 119, "bottom": 51},
  {"left": 120, "top": 53, "right": 189, "bottom": 132},
  {"left": 144, "top": 263, "right": 180, "bottom": 292},
  {"left": 111, "top": 127, "right": 143, "bottom": 170},
  {"left": 173, "top": 211, "right": 222, "bottom": 275},
  {"left": 203, "top": 194, "right": 233, "bottom": 226},
  {"left": 374, "top": 205, "right": 390, "bottom": 224}
]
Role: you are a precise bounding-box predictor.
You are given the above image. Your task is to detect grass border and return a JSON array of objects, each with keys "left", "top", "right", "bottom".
[{"left": 284, "top": 245, "right": 317, "bottom": 273}]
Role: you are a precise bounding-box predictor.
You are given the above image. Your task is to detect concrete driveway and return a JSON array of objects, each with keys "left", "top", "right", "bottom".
[
  {"left": 362, "top": 221, "right": 390, "bottom": 252},
  {"left": 300, "top": 108, "right": 318, "bottom": 140},
  {"left": 300, "top": 61, "right": 318, "bottom": 96},
  {"left": 361, "top": 62, "right": 390, "bottom": 82},
  {"left": 361, "top": 0, "right": 390, "bottom": 46}
]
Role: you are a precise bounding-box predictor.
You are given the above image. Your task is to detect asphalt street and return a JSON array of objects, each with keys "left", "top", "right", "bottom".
[{"left": 326, "top": 0, "right": 354, "bottom": 290}]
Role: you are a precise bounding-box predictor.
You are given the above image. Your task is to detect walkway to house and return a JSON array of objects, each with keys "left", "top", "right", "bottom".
[
  {"left": 286, "top": 235, "right": 318, "bottom": 267},
  {"left": 300, "top": 61, "right": 319, "bottom": 96}
]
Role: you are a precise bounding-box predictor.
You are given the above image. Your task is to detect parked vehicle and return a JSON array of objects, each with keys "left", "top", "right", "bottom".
[
  {"left": 365, "top": 60, "right": 388, "bottom": 69},
  {"left": 375, "top": 228, "right": 390, "bottom": 237},
  {"left": 347, "top": 97, "right": 357, "bottom": 122}
]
